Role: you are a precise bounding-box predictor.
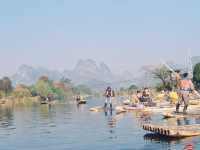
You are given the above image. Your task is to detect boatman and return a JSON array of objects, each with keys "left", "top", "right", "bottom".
[
  {"left": 104, "top": 86, "right": 115, "bottom": 108},
  {"left": 176, "top": 73, "right": 195, "bottom": 114}
]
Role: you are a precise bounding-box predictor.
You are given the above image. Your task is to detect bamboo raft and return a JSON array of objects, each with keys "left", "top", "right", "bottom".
[
  {"left": 142, "top": 123, "right": 200, "bottom": 137},
  {"left": 40, "top": 101, "right": 57, "bottom": 105},
  {"left": 163, "top": 112, "right": 200, "bottom": 119},
  {"left": 89, "top": 106, "right": 104, "bottom": 112},
  {"left": 89, "top": 106, "right": 114, "bottom": 112}
]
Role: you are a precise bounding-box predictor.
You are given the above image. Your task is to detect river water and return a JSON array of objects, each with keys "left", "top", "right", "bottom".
[{"left": 0, "top": 98, "right": 200, "bottom": 150}]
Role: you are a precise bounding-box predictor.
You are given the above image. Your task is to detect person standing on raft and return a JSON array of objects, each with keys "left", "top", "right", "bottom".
[
  {"left": 104, "top": 86, "right": 115, "bottom": 108},
  {"left": 176, "top": 73, "right": 194, "bottom": 114}
]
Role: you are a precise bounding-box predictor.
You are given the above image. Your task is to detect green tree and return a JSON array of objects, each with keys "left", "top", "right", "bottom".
[
  {"left": 31, "top": 76, "right": 73, "bottom": 100},
  {"left": 52, "top": 87, "right": 66, "bottom": 100},
  {"left": 29, "top": 85, "right": 38, "bottom": 96},
  {"left": 35, "top": 80, "right": 53, "bottom": 98},
  {"left": 193, "top": 63, "right": 200, "bottom": 89}
]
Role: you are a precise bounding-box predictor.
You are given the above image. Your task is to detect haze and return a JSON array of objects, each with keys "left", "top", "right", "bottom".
[{"left": 0, "top": 0, "right": 200, "bottom": 76}]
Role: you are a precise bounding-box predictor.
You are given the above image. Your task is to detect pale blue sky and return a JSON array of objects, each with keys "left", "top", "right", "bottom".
[{"left": 0, "top": 0, "right": 200, "bottom": 75}]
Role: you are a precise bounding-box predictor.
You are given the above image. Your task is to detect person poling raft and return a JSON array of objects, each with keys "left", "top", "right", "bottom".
[
  {"left": 175, "top": 73, "right": 195, "bottom": 114},
  {"left": 104, "top": 86, "right": 115, "bottom": 109},
  {"left": 90, "top": 87, "right": 115, "bottom": 113},
  {"left": 162, "top": 62, "right": 200, "bottom": 114}
]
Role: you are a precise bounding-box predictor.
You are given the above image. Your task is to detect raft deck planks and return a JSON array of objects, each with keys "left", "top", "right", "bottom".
[{"left": 142, "top": 123, "right": 200, "bottom": 137}]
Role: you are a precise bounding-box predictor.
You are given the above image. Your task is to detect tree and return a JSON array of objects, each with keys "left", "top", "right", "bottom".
[
  {"left": 34, "top": 79, "right": 53, "bottom": 98},
  {"left": 193, "top": 63, "right": 200, "bottom": 89},
  {"left": 0, "top": 77, "right": 13, "bottom": 96},
  {"left": 29, "top": 85, "right": 38, "bottom": 96},
  {"left": 39, "top": 76, "right": 49, "bottom": 82},
  {"left": 150, "top": 65, "right": 175, "bottom": 91},
  {"left": 52, "top": 87, "right": 66, "bottom": 100},
  {"left": 59, "top": 77, "right": 73, "bottom": 92},
  {"left": 31, "top": 76, "right": 73, "bottom": 100},
  {"left": 152, "top": 66, "right": 170, "bottom": 87},
  {"left": 12, "top": 84, "right": 31, "bottom": 98},
  {"left": 128, "top": 84, "right": 138, "bottom": 90}
]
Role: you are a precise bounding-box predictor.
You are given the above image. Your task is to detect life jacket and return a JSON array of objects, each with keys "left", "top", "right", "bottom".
[{"left": 105, "top": 89, "right": 112, "bottom": 97}]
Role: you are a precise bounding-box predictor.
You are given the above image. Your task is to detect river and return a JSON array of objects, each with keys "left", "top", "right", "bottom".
[{"left": 0, "top": 98, "right": 199, "bottom": 150}]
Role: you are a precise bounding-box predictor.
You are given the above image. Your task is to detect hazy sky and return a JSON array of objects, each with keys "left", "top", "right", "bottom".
[{"left": 0, "top": 0, "right": 200, "bottom": 76}]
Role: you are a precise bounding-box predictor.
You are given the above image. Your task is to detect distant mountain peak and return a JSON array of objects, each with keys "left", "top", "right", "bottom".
[
  {"left": 11, "top": 59, "right": 137, "bottom": 90},
  {"left": 99, "top": 62, "right": 110, "bottom": 71},
  {"left": 18, "top": 64, "right": 34, "bottom": 71},
  {"left": 12, "top": 64, "right": 62, "bottom": 86}
]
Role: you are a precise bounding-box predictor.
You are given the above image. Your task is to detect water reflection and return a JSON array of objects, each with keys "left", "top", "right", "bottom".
[
  {"left": 195, "top": 117, "right": 200, "bottom": 124},
  {"left": 39, "top": 104, "right": 55, "bottom": 120},
  {"left": 144, "top": 133, "right": 196, "bottom": 150},
  {"left": 144, "top": 133, "right": 181, "bottom": 143},
  {"left": 136, "top": 112, "right": 152, "bottom": 124},
  {"left": 104, "top": 108, "right": 113, "bottom": 117},
  {"left": 143, "top": 117, "right": 198, "bottom": 150},
  {"left": 76, "top": 103, "right": 86, "bottom": 113},
  {"left": 144, "top": 133, "right": 181, "bottom": 150},
  {"left": 177, "top": 118, "right": 190, "bottom": 126},
  {"left": 0, "top": 99, "right": 200, "bottom": 150},
  {"left": 0, "top": 106, "right": 14, "bottom": 129},
  {"left": 104, "top": 109, "right": 117, "bottom": 139}
]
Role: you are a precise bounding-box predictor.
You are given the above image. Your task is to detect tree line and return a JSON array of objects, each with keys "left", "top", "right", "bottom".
[{"left": 0, "top": 76, "right": 92, "bottom": 100}]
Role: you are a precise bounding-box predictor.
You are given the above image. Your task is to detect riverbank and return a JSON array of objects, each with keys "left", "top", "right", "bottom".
[{"left": 0, "top": 96, "right": 40, "bottom": 106}]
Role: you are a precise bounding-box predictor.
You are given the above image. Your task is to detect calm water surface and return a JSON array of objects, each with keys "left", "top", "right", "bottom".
[{"left": 0, "top": 98, "right": 200, "bottom": 150}]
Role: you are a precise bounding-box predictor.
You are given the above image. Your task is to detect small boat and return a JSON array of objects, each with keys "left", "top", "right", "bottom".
[
  {"left": 40, "top": 95, "right": 53, "bottom": 105},
  {"left": 115, "top": 106, "right": 127, "bottom": 114},
  {"left": 90, "top": 106, "right": 114, "bottom": 112},
  {"left": 123, "top": 99, "right": 131, "bottom": 105},
  {"left": 77, "top": 100, "right": 87, "bottom": 104},
  {"left": 76, "top": 95, "right": 87, "bottom": 104},
  {"left": 123, "top": 104, "right": 144, "bottom": 110},
  {"left": 40, "top": 100, "right": 49, "bottom": 104},
  {"left": 40, "top": 101, "right": 55, "bottom": 105},
  {"left": 89, "top": 106, "right": 104, "bottom": 112},
  {"left": 115, "top": 105, "right": 146, "bottom": 114}
]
